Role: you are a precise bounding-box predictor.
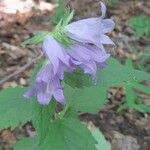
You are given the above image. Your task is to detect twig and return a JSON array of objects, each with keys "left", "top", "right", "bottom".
[{"left": 0, "top": 54, "right": 43, "bottom": 86}]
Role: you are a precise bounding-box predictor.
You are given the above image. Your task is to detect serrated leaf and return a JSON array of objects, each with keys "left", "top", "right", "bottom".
[
  {"left": 13, "top": 138, "right": 38, "bottom": 150},
  {"left": 0, "top": 88, "right": 33, "bottom": 130},
  {"left": 90, "top": 127, "right": 111, "bottom": 150},
  {"left": 32, "top": 100, "right": 56, "bottom": 144},
  {"left": 23, "top": 32, "right": 49, "bottom": 45},
  {"left": 97, "top": 58, "right": 150, "bottom": 87},
  {"left": 64, "top": 57, "right": 150, "bottom": 113},
  {"left": 113, "top": 58, "right": 150, "bottom": 113},
  {"left": 40, "top": 112, "right": 96, "bottom": 150},
  {"left": 64, "top": 83, "right": 107, "bottom": 113}
]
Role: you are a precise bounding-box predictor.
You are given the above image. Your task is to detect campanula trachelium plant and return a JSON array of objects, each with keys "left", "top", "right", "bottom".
[{"left": 0, "top": 2, "right": 150, "bottom": 150}]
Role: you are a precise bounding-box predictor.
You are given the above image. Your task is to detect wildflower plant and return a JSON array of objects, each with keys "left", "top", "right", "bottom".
[
  {"left": 129, "top": 15, "right": 150, "bottom": 38},
  {"left": 0, "top": 2, "right": 150, "bottom": 150}
]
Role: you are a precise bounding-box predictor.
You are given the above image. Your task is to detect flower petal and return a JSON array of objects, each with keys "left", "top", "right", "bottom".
[
  {"left": 101, "top": 19, "right": 115, "bottom": 33},
  {"left": 66, "top": 17, "right": 115, "bottom": 48},
  {"left": 37, "top": 91, "right": 52, "bottom": 105},
  {"left": 42, "top": 35, "right": 70, "bottom": 75},
  {"left": 100, "top": 2, "right": 106, "bottom": 18},
  {"left": 36, "top": 82, "right": 52, "bottom": 105},
  {"left": 99, "top": 34, "right": 115, "bottom": 45},
  {"left": 67, "top": 43, "right": 110, "bottom": 63},
  {"left": 81, "top": 61, "right": 97, "bottom": 78},
  {"left": 23, "top": 86, "right": 36, "bottom": 99},
  {"left": 66, "top": 17, "right": 101, "bottom": 44},
  {"left": 36, "top": 63, "right": 54, "bottom": 83},
  {"left": 53, "top": 88, "right": 66, "bottom": 104},
  {"left": 67, "top": 44, "right": 91, "bottom": 62},
  {"left": 51, "top": 77, "right": 66, "bottom": 104}
]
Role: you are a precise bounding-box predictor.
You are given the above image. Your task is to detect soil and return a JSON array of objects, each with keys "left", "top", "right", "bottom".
[{"left": 0, "top": 0, "right": 150, "bottom": 150}]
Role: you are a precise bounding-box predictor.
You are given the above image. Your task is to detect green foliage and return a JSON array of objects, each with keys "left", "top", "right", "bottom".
[
  {"left": 129, "top": 15, "right": 150, "bottom": 38},
  {"left": 1, "top": 57, "right": 150, "bottom": 150},
  {"left": 51, "top": 9, "right": 74, "bottom": 47},
  {"left": 64, "top": 57, "right": 150, "bottom": 113},
  {"left": 0, "top": 59, "right": 53, "bottom": 132},
  {"left": 14, "top": 138, "right": 38, "bottom": 150},
  {"left": 23, "top": 32, "right": 49, "bottom": 45},
  {"left": 52, "top": 0, "right": 65, "bottom": 25},
  {"left": 90, "top": 127, "right": 111, "bottom": 150},
  {"left": 0, "top": 57, "right": 149, "bottom": 150},
  {"left": 117, "top": 59, "right": 150, "bottom": 113},
  {"left": 137, "top": 46, "right": 150, "bottom": 72},
  {"left": 98, "top": 58, "right": 150, "bottom": 113},
  {"left": 14, "top": 114, "right": 111, "bottom": 150},
  {"left": 64, "top": 69, "right": 92, "bottom": 88},
  {"left": 32, "top": 100, "right": 56, "bottom": 144},
  {"left": 40, "top": 112, "right": 97, "bottom": 150},
  {"left": 23, "top": 8, "right": 74, "bottom": 46},
  {"left": 52, "top": 0, "right": 74, "bottom": 26},
  {"left": 14, "top": 112, "right": 97, "bottom": 150},
  {"left": 107, "top": 0, "right": 119, "bottom": 6},
  {"left": 97, "top": 58, "right": 150, "bottom": 87},
  {"left": 0, "top": 87, "right": 33, "bottom": 130},
  {"left": 64, "top": 84, "right": 107, "bottom": 114},
  {"left": 2, "top": 1, "right": 150, "bottom": 149}
]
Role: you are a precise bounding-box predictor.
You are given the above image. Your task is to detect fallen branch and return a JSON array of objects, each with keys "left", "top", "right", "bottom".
[{"left": 0, "top": 54, "right": 43, "bottom": 86}]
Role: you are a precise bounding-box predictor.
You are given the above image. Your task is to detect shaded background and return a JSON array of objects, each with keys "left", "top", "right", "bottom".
[{"left": 0, "top": 0, "right": 150, "bottom": 149}]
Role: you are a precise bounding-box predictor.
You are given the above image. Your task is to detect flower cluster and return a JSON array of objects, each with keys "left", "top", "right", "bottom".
[{"left": 24, "top": 2, "right": 115, "bottom": 105}]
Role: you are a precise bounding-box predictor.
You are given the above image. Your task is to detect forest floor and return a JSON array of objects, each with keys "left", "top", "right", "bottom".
[{"left": 0, "top": 0, "right": 150, "bottom": 149}]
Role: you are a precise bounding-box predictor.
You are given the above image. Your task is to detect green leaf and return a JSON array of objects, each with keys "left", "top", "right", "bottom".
[
  {"left": 64, "top": 83, "right": 107, "bottom": 113},
  {"left": 131, "top": 82, "right": 150, "bottom": 95},
  {"left": 63, "top": 10, "right": 74, "bottom": 26},
  {"left": 0, "top": 87, "right": 33, "bottom": 130},
  {"left": 90, "top": 127, "right": 111, "bottom": 150},
  {"left": 134, "top": 104, "right": 150, "bottom": 113},
  {"left": 122, "top": 81, "right": 150, "bottom": 113},
  {"left": 52, "top": 0, "right": 65, "bottom": 25},
  {"left": 23, "top": 32, "right": 49, "bottom": 45},
  {"left": 137, "top": 46, "right": 150, "bottom": 72},
  {"left": 64, "top": 57, "right": 150, "bottom": 113},
  {"left": 114, "top": 58, "right": 150, "bottom": 113},
  {"left": 32, "top": 100, "right": 56, "bottom": 144},
  {"left": 64, "top": 69, "right": 92, "bottom": 88},
  {"left": 125, "top": 86, "right": 136, "bottom": 109},
  {"left": 13, "top": 138, "right": 38, "bottom": 150},
  {"left": 29, "top": 59, "right": 46, "bottom": 83},
  {"left": 97, "top": 58, "right": 150, "bottom": 87},
  {"left": 40, "top": 112, "right": 96, "bottom": 150},
  {"left": 128, "top": 15, "right": 150, "bottom": 38}
]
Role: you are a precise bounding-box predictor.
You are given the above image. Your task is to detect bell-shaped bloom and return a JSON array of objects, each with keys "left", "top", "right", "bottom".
[
  {"left": 24, "top": 62, "right": 68, "bottom": 105},
  {"left": 65, "top": 2, "right": 115, "bottom": 48},
  {"left": 42, "top": 35, "right": 71, "bottom": 75},
  {"left": 24, "top": 2, "right": 115, "bottom": 105},
  {"left": 66, "top": 43, "right": 110, "bottom": 79}
]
